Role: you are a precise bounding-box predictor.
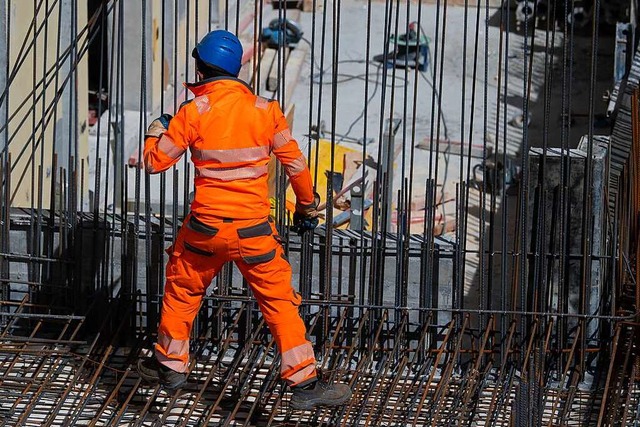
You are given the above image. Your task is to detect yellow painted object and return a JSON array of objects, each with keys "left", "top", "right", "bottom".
[
  {"left": 285, "top": 139, "right": 360, "bottom": 225},
  {"left": 269, "top": 196, "right": 296, "bottom": 223}
]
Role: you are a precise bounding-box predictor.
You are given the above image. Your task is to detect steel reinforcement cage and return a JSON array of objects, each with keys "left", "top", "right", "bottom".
[{"left": 0, "top": 0, "right": 639, "bottom": 425}]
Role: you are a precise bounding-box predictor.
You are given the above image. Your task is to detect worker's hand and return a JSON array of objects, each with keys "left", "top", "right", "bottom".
[
  {"left": 292, "top": 192, "right": 321, "bottom": 235},
  {"left": 145, "top": 113, "right": 173, "bottom": 138},
  {"left": 291, "top": 211, "right": 319, "bottom": 235},
  {"left": 295, "top": 192, "right": 321, "bottom": 218}
]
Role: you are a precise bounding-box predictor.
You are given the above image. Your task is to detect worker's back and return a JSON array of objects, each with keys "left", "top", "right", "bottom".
[
  {"left": 145, "top": 76, "right": 313, "bottom": 223},
  {"left": 160, "top": 77, "right": 281, "bottom": 221}
]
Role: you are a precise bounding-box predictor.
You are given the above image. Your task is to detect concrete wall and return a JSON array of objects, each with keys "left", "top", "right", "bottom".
[
  {"left": 527, "top": 141, "right": 608, "bottom": 347},
  {"left": 58, "top": 0, "right": 90, "bottom": 184},
  {"left": 120, "top": 1, "right": 153, "bottom": 112},
  {"left": 576, "top": 136, "right": 609, "bottom": 345},
  {"left": 2, "top": 1, "right": 89, "bottom": 209},
  {"left": 120, "top": 0, "right": 215, "bottom": 113}
]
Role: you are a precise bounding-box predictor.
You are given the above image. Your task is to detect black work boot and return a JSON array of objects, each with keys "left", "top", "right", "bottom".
[
  {"left": 137, "top": 357, "right": 188, "bottom": 390},
  {"left": 290, "top": 379, "right": 352, "bottom": 410}
]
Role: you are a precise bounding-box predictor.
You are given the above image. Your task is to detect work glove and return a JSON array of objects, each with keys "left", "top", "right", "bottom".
[
  {"left": 292, "top": 192, "right": 321, "bottom": 235},
  {"left": 145, "top": 113, "right": 173, "bottom": 138},
  {"left": 291, "top": 212, "right": 319, "bottom": 235}
]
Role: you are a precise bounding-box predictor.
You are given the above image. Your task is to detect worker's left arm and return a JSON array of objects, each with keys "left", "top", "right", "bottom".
[
  {"left": 143, "top": 105, "right": 192, "bottom": 174},
  {"left": 270, "top": 104, "right": 319, "bottom": 215}
]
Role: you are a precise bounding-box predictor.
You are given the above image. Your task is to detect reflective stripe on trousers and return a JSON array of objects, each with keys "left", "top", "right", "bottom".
[{"left": 155, "top": 214, "right": 317, "bottom": 385}]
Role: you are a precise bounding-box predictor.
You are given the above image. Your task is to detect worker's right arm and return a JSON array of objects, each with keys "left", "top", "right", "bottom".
[{"left": 143, "top": 105, "right": 192, "bottom": 174}]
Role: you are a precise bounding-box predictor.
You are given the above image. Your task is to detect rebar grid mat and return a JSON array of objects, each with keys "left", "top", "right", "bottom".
[{"left": 0, "top": 298, "right": 638, "bottom": 426}]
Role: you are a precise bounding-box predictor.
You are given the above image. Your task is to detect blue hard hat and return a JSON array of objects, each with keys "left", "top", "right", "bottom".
[{"left": 192, "top": 30, "right": 243, "bottom": 77}]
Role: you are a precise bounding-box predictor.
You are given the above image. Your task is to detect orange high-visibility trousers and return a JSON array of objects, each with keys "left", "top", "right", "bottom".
[{"left": 154, "top": 213, "right": 317, "bottom": 387}]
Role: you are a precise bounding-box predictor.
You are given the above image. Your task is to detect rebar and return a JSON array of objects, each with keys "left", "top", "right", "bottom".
[{"left": 0, "top": 0, "right": 639, "bottom": 425}]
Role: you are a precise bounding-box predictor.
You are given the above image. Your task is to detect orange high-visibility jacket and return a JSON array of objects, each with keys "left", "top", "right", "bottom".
[{"left": 144, "top": 77, "right": 315, "bottom": 220}]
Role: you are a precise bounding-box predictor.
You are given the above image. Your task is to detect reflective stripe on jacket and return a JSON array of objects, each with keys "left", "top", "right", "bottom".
[{"left": 143, "top": 77, "right": 315, "bottom": 220}]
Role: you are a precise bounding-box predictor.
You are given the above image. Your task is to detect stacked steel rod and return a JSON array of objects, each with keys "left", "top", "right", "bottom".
[{"left": 0, "top": 0, "right": 639, "bottom": 425}]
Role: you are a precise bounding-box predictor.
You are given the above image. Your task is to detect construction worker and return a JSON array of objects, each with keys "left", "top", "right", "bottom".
[{"left": 136, "top": 29, "right": 352, "bottom": 410}]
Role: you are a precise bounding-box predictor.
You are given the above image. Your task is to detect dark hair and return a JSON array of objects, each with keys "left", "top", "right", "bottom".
[{"left": 195, "top": 52, "right": 233, "bottom": 79}]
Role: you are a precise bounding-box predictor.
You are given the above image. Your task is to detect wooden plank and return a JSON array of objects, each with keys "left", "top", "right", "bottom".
[
  {"left": 254, "top": 47, "right": 277, "bottom": 93},
  {"left": 261, "top": 6, "right": 302, "bottom": 92},
  {"left": 237, "top": 1, "right": 256, "bottom": 36},
  {"left": 238, "top": 33, "right": 255, "bottom": 83},
  {"left": 218, "top": 0, "right": 225, "bottom": 20},
  {"left": 271, "top": 0, "right": 303, "bottom": 9},
  {"left": 267, "top": 48, "right": 290, "bottom": 92},
  {"left": 235, "top": 1, "right": 260, "bottom": 82},
  {"left": 391, "top": 209, "right": 456, "bottom": 235},
  {"left": 416, "top": 138, "right": 493, "bottom": 159},
  {"left": 409, "top": 192, "right": 455, "bottom": 211},
  {"left": 270, "top": 0, "right": 323, "bottom": 11},
  {"left": 218, "top": 0, "right": 260, "bottom": 35},
  {"left": 282, "top": 43, "right": 309, "bottom": 107},
  {"left": 284, "top": 103, "right": 296, "bottom": 129},
  {"left": 342, "top": 151, "right": 361, "bottom": 184},
  {"left": 302, "top": 0, "right": 321, "bottom": 12}
]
